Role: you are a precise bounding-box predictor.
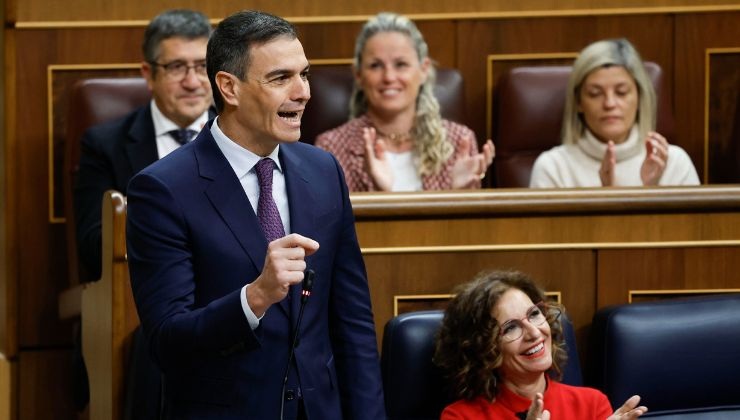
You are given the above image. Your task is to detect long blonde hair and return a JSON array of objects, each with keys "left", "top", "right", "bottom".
[
  {"left": 562, "top": 38, "right": 656, "bottom": 145},
  {"left": 350, "top": 12, "right": 452, "bottom": 175}
]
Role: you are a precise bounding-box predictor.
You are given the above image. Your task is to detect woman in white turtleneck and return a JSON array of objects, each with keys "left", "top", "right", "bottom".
[{"left": 530, "top": 39, "right": 699, "bottom": 188}]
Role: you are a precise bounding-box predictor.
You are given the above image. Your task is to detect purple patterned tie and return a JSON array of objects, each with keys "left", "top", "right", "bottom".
[
  {"left": 254, "top": 158, "right": 285, "bottom": 243},
  {"left": 169, "top": 128, "right": 197, "bottom": 145}
]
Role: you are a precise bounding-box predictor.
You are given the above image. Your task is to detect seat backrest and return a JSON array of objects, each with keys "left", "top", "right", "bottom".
[
  {"left": 492, "top": 62, "right": 673, "bottom": 188},
  {"left": 589, "top": 294, "right": 740, "bottom": 416},
  {"left": 381, "top": 309, "right": 581, "bottom": 420},
  {"left": 64, "top": 77, "right": 150, "bottom": 284},
  {"left": 301, "top": 65, "right": 466, "bottom": 145}
]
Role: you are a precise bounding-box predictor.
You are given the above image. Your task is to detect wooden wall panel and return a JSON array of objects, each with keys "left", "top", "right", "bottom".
[
  {"left": 17, "top": 350, "right": 76, "bottom": 420},
  {"left": 298, "top": 19, "right": 458, "bottom": 65},
  {"left": 0, "top": 0, "right": 8, "bottom": 361},
  {"left": 2, "top": 27, "right": 18, "bottom": 359},
  {"left": 10, "top": 0, "right": 740, "bottom": 24},
  {"left": 14, "top": 28, "right": 143, "bottom": 350},
  {"left": 706, "top": 50, "right": 740, "bottom": 183},
  {"left": 597, "top": 247, "right": 740, "bottom": 307},
  {"left": 675, "top": 12, "right": 740, "bottom": 183}
]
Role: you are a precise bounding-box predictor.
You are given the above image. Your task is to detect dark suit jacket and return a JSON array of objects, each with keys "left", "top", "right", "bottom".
[
  {"left": 74, "top": 104, "right": 214, "bottom": 280},
  {"left": 126, "top": 122, "right": 386, "bottom": 419}
]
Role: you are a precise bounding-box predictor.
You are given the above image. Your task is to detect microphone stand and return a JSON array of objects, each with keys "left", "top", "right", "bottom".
[{"left": 279, "top": 269, "right": 315, "bottom": 420}]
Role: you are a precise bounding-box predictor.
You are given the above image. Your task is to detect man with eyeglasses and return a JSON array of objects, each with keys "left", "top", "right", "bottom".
[
  {"left": 75, "top": 9, "right": 214, "bottom": 282},
  {"left": 71, "top": 8, "right": 213, "bottom": 414}
]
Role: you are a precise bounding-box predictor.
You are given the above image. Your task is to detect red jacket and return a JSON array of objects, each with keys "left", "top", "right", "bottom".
[{"left": 442, "top": 380, "right": 612, "bottom": 420}]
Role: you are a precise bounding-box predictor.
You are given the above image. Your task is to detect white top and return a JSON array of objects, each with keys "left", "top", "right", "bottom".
[
  {"left": 211, "top": 117, "right": 290, "bottom": 329},
  {"left": 150, "top": 99, "right": 209, "bottom": 158},
  {"left": 387, "top": 151, "right": 423, "bottom": 192},
  {"left": 529, "top": 127, "right": 700, "bottom": 188}
]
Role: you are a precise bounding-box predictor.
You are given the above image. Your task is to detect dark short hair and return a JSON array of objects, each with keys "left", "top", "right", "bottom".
[
  {"left": 434, "top": 270, "right": 568, "bottom": 401},
  {"left": 206, "top": 10, "right": 297, "bottom": 112},
  {"left": 142, "top": 9, "right": 212, "bottom": 75}
]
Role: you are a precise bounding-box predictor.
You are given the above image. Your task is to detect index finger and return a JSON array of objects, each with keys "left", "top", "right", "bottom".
[{"left": 276, "top": 233, "right": 320, "bottom": 255}]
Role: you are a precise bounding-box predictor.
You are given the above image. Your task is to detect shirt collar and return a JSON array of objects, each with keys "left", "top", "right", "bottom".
[
  {"left": 210, "top": 116, "right": 282, "bottom": 179},
  {"left": 150, "top": 99, "right": 209, "bottom": 137}
]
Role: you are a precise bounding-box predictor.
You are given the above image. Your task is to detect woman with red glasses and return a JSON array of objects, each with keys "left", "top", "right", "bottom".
[{"left": 435, "top": 270, "right": 647, "bottom": 419}]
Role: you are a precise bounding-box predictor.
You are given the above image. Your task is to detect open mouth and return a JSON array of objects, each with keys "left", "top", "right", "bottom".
[
  {"left": 380, "top": 88, "right": 401, "bottom": 96},
  {"left": 278, "top": 111, "right": 302, "bottom": 122},
  {"left": 522, "top": 341, "right": 544, "bottom": 357}
]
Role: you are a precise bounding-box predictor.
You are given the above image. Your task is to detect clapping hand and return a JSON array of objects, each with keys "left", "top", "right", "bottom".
[
  {"left": 599, "top": 140, "right": 617, "bottom": 186},
  {"left": 640, "top": 131, "right": 669, "bottom": 186},
  {"left": 525, "top": 393, "right": 550, "bottom": 420},
  {"left": 363, "top": 127, "right": 394, "bottom": 191},
  {"left": 600, "top": 132, "right": 669, "bottom": 187},
  {"left": 608, "top": 395, "right": 648, "bottom": 419},
  {"left": 451, "top": 137, "right": 495, "bottom": 189}
]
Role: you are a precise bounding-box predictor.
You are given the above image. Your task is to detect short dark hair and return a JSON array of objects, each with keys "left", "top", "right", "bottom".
[
  {"left": 142, "top": 9, "right": 211, "bottom": 75},
  {"left": 434, "top": 270, "right": 568, "bottom": 401},
  {"left": 206, "top": 10, "right": 297, "bottom": 112}
]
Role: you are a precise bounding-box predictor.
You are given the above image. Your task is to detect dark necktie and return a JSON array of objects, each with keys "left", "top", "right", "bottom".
[
  {"left": 168, "top": 128, "right": 197, "bottom": 145},
  {"left": 254, "top": 158, "right": 285, "bottom": 243}
]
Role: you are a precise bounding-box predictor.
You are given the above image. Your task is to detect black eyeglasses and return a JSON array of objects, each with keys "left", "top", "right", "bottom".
[
  {"left": 497, "top": 303, "right": 559, "bottom": 343},
  {"left": 150, "top": 60, "right": 207, "bottom": 81}
]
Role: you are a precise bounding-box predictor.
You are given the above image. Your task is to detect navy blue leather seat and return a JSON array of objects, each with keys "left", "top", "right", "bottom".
[
  {"left": 381, "top": 309, "right": 582, "bottom": 420},
  {"left": 589, "top": 294, "right": 740, "bottom": 418}
]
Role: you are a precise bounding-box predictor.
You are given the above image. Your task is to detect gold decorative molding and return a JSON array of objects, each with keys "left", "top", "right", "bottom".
[
  {"left": 393, "top": 291, "right": 561, "bottom": 316},
  {"left": 704, "top": 47, "right": 740, "bottom": 184},
  {"left": 47, "top": 63, "right": 141, "bottom": 223},
  {"left": 362, "top": 240, "right": 740, "bottom": 255},
  {"left": 393, "top": 294, "right": 452, "bottom": 316},
  {"left": 628, "top": 288, "right": 740, "bottom": 303},
  {"left": 14, "top": 5, "right": 740, "bottom": 29},
  {"left": 309, "top": 58, "right": 353, "bottom": 66},
  {"left": 485, "top": 52, "right": 578, "bottom": 140}
]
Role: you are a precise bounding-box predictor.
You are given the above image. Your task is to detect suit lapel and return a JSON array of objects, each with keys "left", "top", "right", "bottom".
[
  {"left": 195, "top": 127, "right": 268, "bottom": 280},
  {"left": 280, "top": 144, "right": 320, "bottom": 321},
  {"left": 125, "top": 105, "right": 159, "bottom": 174}
]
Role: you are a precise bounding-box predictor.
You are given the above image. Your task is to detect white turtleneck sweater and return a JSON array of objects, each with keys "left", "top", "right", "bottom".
[{"left": 529, "top": 127, "right": 700, "bottom": 188}]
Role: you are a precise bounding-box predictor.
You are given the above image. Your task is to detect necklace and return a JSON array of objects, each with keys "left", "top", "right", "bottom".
[{"left": 374, "top": 127, "right": 413, "bottom": 147}]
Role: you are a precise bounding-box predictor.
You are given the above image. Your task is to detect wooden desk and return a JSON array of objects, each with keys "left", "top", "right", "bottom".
[{"left": 351, "top": 186, "right": 740, "bottom": 358}]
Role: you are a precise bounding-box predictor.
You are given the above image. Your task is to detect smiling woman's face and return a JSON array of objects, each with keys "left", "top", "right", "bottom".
[
  {"left": 493, "top": 288, "right": 553, "bottom": 384},
  {"left": 577, "top": 65, "right": 639, "bottom": 144},
  {"left": 356, "top": 31, "right": 429, "bottom": 119}
]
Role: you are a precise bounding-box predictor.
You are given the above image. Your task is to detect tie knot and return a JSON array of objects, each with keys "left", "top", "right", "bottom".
[
  {"left": 169, "top": 128, "right": 197, "bottom": 145},
  {"left": 255, "top": 159, "right": 275, "bottom": 187}
]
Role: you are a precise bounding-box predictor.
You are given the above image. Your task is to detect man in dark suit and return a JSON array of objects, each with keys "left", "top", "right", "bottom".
[
  {"left": 74, "top": 9, "right": 213, "bottom": 281},
  {"left": 72, "top": 10, "right": 213, "bottom": 415},
  {"left": 126, "top": 10, "right": 386, "bottom": 420}
]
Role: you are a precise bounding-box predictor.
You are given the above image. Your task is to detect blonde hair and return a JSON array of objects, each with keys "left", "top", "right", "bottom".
[
  {"left": 350, "top": 12, "right": 452, "bottom": 175},
  {"left": 562, "top": 38, "right": 656, "bottom": 145}
]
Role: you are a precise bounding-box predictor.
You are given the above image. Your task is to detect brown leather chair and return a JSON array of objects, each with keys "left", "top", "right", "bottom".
[
  {"left": 301, "top": 65, "right": 466, "bottom": 145},
  {"left": 64, "top": 78, "right": 150, "bottom": 285},
  {"left": 491, "top": 62, "right": 673, "bottom": 188}
]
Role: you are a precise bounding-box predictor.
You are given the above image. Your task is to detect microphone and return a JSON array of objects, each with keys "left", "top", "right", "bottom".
[{"left": 280, "top": 269, "right": 315, "bottom": 420}]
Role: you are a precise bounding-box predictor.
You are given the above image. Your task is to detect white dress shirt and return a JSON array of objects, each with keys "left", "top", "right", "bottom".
[
  {"left": 150, "top": 99, "right": 210, "bottom": 158},
  {"left": 210, "top": 117, "right": 291, "bottom": 329}
]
